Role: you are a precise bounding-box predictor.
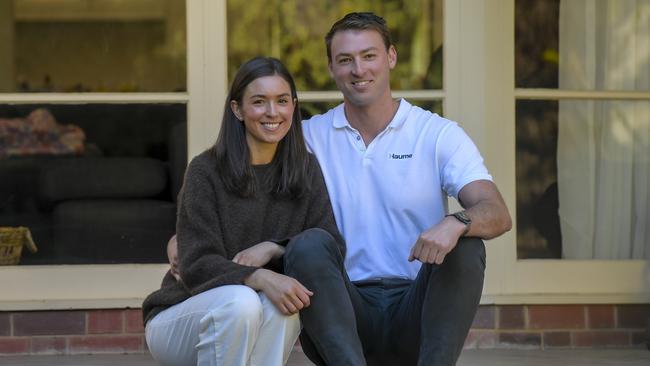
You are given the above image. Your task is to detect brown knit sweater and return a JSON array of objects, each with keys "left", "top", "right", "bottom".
[{"left": 142, "top": 150, "right": 344, "bottom": 324}]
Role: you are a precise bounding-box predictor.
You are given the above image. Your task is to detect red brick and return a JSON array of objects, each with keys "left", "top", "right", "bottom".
[
  {"left": 0, "top": 313, "right": 9, "bottom": 336},
  {"left": 31, "top": 337, "right": 67, "bottom": 354},
  {"left": 543, "top": 331, "right": 571, "bottom": 348},
  {"left": 498, "top": 332, "right": 542, "bottom": 348},
  {"left": 464, "top": 330, "right": 497, "bottom": 349},
  {"left": 69, "top": 335, "right": 143, "bottom": 354},
  {"left": 0, "top": 337, "right": 29, "bottom": 354},
  {"left": 587, "top": 305, "right": 615, "bottom": 329},
  {"left": 528, "top": 305, "right": 585, "bottom": 329},
  {"left": 125, "top": 309, "right": 145, "bottom": 333},
  {"left": 617, "top": 304, "right": 650, "bottom": 329},
  {"left": 498, "top": 305, "right": 525, "bottom": 329},
  {"left": 471, "top": 306, "right": 496, "bottom": 329},
  {"left": 13, "top": 311, "right": 85, "bottom": 336},
  {"left": 573, "top": 331, "right": 629, "bottom": 347},
  {"left": 88, "top": 310, "right": 124, "bottom": 334}
]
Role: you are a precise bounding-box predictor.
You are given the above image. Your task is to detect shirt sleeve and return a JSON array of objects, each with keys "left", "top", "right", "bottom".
[
  {"left": 302, "top": 155, "right": 347, "bottom": 257},
  {"left": 437, "top": 123, "right": 493, "bottom": 200},
  {"left": 176, "top": 157, "right": 257, "bottom": 296}
]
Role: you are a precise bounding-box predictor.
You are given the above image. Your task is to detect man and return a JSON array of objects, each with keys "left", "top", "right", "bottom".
[{"left": 284, "top": 12, "right": 511, "bottom": 366}]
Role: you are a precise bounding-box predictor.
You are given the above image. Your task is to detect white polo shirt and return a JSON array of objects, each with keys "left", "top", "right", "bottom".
[{"left": 302, "top": 99, "right": 492, "bottom": 281}]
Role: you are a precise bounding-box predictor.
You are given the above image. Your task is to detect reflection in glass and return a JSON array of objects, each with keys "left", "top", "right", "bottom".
[
  {"left": 516, "top": 0, "right": 650, "bottom": 92},
  {"left": 0, "top": 0, "right": 186, "bottom": 93},
  {"left": 516, "top": 100, "right": 560, "bottom": 259},
  {"left": 227, "top": 0, "right": 443, "bottom": 91},
  {"left": 515, "top": 0, "right": 559, "bottom": 88},
  {"left": 0, "top": 104, "right": 187, "bottom": 264},
  {"left": 516, "top": 99, "right": 650, "bottom": 260}
]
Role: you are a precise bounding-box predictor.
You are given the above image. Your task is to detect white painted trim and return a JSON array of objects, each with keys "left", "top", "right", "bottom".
[
  {"left": 0, "top": 93, "right": 188, "bottom": 104},
  {"left": 297, "top": 90, "right": 444, "bottom": 102},
  {"left": 484, "top": 0, "right": 650, "bottom": 303},
  {"left": 481, "top": 293, "right": 650, "bottom": 305},
  {"left": 0, "top": 264, "right": 168, "bottom": 311},
  {"left": 443, "top": 0, "right": 461, "bottom": 119},
  {"left": 515, "top": 88, "right": 650, "bottom": 100},
  {"left": 186, "top": 0, "right": 227, "bottom": 159}
]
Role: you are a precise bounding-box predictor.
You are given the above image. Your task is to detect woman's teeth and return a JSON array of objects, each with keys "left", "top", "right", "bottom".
[{"left": 262, "top": 122, "right": 280, "bottom": 131}]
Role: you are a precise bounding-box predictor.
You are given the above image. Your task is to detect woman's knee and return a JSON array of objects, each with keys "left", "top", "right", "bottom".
[{"left": 201, "top": 286, "right": 263, "bottom": 327}]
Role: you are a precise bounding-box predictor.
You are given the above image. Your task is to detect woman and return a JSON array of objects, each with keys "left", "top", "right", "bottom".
[{"left": 142, "top": 57, "right": 344, "bottom": 366}]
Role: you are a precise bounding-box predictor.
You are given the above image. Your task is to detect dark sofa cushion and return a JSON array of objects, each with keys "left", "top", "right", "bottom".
[
  {"left": 52, "top": 199, "right": 176, "bottom": 264},
  {"left": 39, "top": 157, "right": 168, "bottom": 203}
]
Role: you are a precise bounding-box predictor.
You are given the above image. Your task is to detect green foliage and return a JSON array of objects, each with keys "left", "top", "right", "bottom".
[{"left": 226, "top": 0, "right": 442, "bottom": 91}]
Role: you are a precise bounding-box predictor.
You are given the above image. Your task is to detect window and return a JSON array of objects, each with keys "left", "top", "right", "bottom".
[
  {"left": 226, "top": 0, "right": 445, "bottom": 118},
  {"left": 515, "top": 0, "right": 650, "bottom": 260},
  {"left": 0, "top": 0, "right": 188, "bottom": 265},
  {"left": 0, "top": 0, "right": 186, "bottom": 93}
]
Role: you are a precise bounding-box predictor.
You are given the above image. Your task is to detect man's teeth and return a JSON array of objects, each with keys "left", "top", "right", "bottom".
[{"left": 353, "top": 80, "right": 370, "bottom": 86}]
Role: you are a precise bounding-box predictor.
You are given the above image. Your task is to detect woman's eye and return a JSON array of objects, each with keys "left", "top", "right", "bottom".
[
  {"left": 278, "top": 99, "right": 288, "bottom": 104},
  {"left": 252, "top": 99, "right": 264, "bottom": 105}
]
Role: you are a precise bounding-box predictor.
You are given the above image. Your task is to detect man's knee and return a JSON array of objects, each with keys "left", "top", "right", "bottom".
[
  {"left": 444, "top": 237, "right": 486, "bottom": 276},
  {"left": 284, "top": 228, "right": 342, "bottom": 271}
]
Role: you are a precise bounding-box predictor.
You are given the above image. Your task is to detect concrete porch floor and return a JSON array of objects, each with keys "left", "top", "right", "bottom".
[{"left": 1, "top": 348, "right": 649, "bottom": 366}]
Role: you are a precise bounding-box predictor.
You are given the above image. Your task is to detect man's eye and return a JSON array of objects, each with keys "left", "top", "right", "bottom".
[
  {"left": 338, "top": 58, "right": 351, "bottom": 64},
  {"left": 278, "top": 99, "right": 288, "bottom": 104},
  {"left": 252, "top": 99, "right": 264, "bottom": 105},
  {"left": 364, "top": 54, "right": 376, "bottom": 60}
]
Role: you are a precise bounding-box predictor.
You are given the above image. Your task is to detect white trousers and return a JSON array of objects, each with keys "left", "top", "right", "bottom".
[{"left": 145, "top": 285, "right": 300, "bottom": 366}]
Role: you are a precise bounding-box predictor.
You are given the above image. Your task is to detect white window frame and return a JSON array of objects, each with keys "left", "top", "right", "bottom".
[
  {"left": 455, "top": 0, "right": 650, "bottom": 305},
  {"left": 1, "top": 0, "right": 648, "bottom": 312}
]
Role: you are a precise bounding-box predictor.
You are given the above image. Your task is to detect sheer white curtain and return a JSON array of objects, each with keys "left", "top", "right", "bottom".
[{"left": 558, "top": 0, "right": 650, "bottom": 259}]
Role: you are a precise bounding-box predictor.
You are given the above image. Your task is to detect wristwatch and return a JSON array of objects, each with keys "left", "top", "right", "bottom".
[{"left": 446, "top": 211, "right": 471, "bottom": 236}]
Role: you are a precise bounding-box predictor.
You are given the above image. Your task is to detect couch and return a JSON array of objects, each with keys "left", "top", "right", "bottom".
[{"left": 0, "top": 104, "right": 187, "bottom": 265}]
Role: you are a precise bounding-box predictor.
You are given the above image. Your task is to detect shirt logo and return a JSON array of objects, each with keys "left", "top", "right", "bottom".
[{"left": 389, "top": 153, "right": 413, "bottom": 160}]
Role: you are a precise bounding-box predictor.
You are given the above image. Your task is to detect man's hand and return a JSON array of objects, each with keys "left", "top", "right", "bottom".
[
  {"left": 245, "top": 269, "right": 313, "bottom": 315},
  {"left": 409, "top": 180, "right": 512, "bottom": 265},
  {"left": 233, "top": 241, "right": 284, "bottom": 267},
  {"left": 408, "top": 215, "right": 467, "bottom": 264}
]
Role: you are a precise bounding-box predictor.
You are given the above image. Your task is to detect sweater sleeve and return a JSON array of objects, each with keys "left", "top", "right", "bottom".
[
  {"left": 176, "top": 156, "right": 257, "bottom": 296},
  {"left": 303, "top": 156, "right": 346, "bottom": 257}
]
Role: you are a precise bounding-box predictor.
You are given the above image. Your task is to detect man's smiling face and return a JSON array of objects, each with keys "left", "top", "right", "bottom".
[{"left": 328, "top": 29, "right": 396, "bottom": 108}]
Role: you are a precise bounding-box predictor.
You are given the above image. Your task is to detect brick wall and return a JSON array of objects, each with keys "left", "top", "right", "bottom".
[
  {"left": 0, "top": 304, "right": 648, "bottom": 356},
  {"left": 466, "top": 304, "right": 650, "bottom": 349},
  {"left": 0, "top": 309, "right": 145, "bottom": 355}
]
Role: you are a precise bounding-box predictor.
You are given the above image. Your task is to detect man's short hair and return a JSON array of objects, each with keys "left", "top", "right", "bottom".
[{"left": 325, "top": 12, "right": 393, "bottom": 61}]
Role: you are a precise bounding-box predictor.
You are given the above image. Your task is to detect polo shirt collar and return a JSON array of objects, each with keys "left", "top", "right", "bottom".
[{"left": 332, "top": 98, "right": 412, "bottom": 130}]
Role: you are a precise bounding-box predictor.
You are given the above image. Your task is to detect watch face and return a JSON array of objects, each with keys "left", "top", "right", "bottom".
[{"left": 455, "top": 211, "right": 471, "bottom": 224}]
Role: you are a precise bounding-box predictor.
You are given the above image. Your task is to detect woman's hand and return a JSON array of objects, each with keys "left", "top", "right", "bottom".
[
  {"left": 245, "top": 269, "right": 313, "bottom": 315},
  {"left": 232, "top": 241, "right": 284, "bottom": 267}
]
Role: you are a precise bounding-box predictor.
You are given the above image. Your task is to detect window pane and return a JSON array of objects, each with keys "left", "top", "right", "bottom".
[
  {"left": 515, "top": 0, "right": 559, "bottom": 89},
  {"left": 0, "top": 0, "right": 186, "bottom": 93},
  {"left": 516, "top": 99, "right": 650, "bottom": 260},
  {"left": 227, "top": 0, "right": 443, "bottom": 91},
  {"left": 0, "top": 104, "right": 187, "bottom": 264},
  {"left": 515, "top": 0, "right": 650, "bottom": 92}
]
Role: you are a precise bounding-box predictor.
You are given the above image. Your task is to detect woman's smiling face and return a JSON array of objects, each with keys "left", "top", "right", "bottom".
[{"left": 231, "top": 75, "right": 295, "bottom": 159}]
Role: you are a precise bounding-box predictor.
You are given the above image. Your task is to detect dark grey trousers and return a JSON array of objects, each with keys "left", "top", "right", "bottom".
[{"left": 284, "top": 228, "right": 486, "bottom": 366}]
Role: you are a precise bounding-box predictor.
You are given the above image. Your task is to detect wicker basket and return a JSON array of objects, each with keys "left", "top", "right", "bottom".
[{"left": 0, "top": 227, "right": 38, "bottom": 265}]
